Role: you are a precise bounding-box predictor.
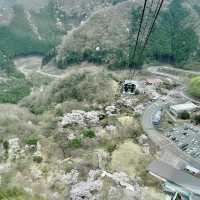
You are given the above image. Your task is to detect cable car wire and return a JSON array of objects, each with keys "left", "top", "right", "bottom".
[
  {"left": 129, "top": 0, "right": 148, "bottom": 69},
  {"left": 138, "top": 0, "right": 165, "bottom": 61}
]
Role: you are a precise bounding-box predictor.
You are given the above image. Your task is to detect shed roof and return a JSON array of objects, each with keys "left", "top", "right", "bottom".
[{"left": 170, "top": 102, "right": 198, "bottom": 112}]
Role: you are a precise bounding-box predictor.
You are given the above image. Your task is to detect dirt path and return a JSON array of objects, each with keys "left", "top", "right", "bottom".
[{"left": 14, "top": 56, "right": 106, "bottom": 80}]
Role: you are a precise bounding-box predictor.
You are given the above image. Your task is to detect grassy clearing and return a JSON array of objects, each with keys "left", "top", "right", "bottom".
[
  {"left": 110, "top": 140, "right": 164, "bottom": 195},
  {"left": 110, "top": 140, "right": 147, "bottom": 177}
]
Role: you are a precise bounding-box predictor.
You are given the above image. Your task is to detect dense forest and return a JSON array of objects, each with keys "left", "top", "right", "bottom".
[{"left": 147, "top": 0, "right": 199, "bottom": 67}]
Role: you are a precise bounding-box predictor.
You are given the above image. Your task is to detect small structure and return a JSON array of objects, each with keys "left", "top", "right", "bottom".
[
  {"left": 170, "top": 102, "right": 198, "bottom": 117},
  {"left": 122, "top": 80, "right": 138, "bottom": 95}
]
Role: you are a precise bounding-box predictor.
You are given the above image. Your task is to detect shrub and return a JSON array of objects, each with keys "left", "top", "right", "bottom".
[
  {"left": 0, "top": 187, "right": 46, "bottom": 200},
  {"left": 135, "top": 89, "right": 140, "bottom": 95},
  {"left": 111, "top": 0, "right": 127, "bottom": 5},
  {"left": 194, "top": 114, "right": 200, "bottom": 124},
  {"left": 82, "top": 129, "right": 96, "bottom": 138},
  {"left": 33, "top": 155, "right": 43, "bottom": 163},
  {"left": 188, "top": 76, "right": 200, "bottom": 98},
  {"left": 106, "top": 143, "right": 117, "bottom": 154},
  {"left": 0, "top": 77, "right": 31, "bottom": 104},
  {"left": 179, "top": 111, "right": 190, "bottom": 120},
  {"left": 3, "top": 140, "right": 9, "bottom": 151},
  {"left": 22, "top": 72, "right": 116, "bottom": 114},
  {"left": 24, "top": 134, "right": 39, "bottom": 145},
  {"left": 68, "top": 138, "right": 82, "bottom": 148}
]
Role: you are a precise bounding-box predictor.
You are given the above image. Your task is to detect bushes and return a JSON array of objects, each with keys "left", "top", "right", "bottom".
[
  {"left": 3, "top": 141, "right": 9, "bottom": 151},
  {"left": 33, "top": 155, "right": 43, "bottom": 163},
  {"left": 42, "top": 48, "right": 57, "bottom": 66},
  {"left": 179, "top": 111, "right": 190, "bottom": 120},
  {"left": 57, "top": 47, "right": 130, "bottom": 70},
  {"left": 188, "top": 76, "right": 200, "bottom": 98},
  {"left": 0, "top": 187, "right": 46, "bottom": 200},
  {"left": 58, "top": 48, "right": 109, "bottom": 69},
  {"left": 24, "top": 134, "right": 39, "bottom": 145},
  {"left": 111, "top": 0, "right": 127, "bottom": 5},
  {"left": 82, "top": 129, "right": 96, "bottom": 138},
  {"left": 193, "top": 114, "right": 200, "bottom": 124},
  {"left": 58, "top": 51, "right": 82, "bottom": 69},
  {"left": 68, "top": 138, "right": 82, "bottom": 148},
  {"left": 0, "top": 77, "right": 31, "bottom": 104},
  {"left": 106, "top": 143, "right": 117, "bottom": 154},
  {"left": 22, "top": 71, "right": 116, "bottom": 114}
]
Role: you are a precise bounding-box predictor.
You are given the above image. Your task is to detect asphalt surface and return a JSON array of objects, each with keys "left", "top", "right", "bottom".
[
  {"left": 142, "top": 100, "right": 170, "bottom": 147},
  {"left": 142, "top": 100, "right": 200, "bottom": 169},
  {"left": 144, "top": 65, "right": 200, "bottom": 168}
]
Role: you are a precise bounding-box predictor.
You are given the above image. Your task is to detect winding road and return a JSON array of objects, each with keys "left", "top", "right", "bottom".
[
  {"left": 147, "top": 65, "right": 200, "bottom": 104},
  {"left": 143, "top": 66, "right": 200, "bottom": 168}
]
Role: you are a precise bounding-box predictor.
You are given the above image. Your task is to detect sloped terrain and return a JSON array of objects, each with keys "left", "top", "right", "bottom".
[
  {"left": 57, "top": 1, "right": 131, "bottom": 64},
  {"left": 55, "top": 0, "right": 200, "bottom": 69},
  {"left": 0, "top": 0, "right": 122, "bottom": 69}
]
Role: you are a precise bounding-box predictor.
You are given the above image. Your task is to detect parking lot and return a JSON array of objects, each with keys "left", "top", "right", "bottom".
[{"left": 165, "top": 123, "right": 200, "bottom": 159}]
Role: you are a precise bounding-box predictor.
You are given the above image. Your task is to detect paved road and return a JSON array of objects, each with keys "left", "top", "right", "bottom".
[
  {"left": 142, "top": 99, "right": 200, "bottom": 169},
  {"left": 147, "top": 66, "right": 200, "bottom": 105},
  {"left": 143, "top": 64, "right": 200, "bottom": 167},
  {"left": 142, "top": 101, "right": 170, "bottom": 147},
  {"left": 143, "top": 65, "right": 200, "bottom": 167},
  {"left": 146, "top": 66, "right": 181, "bottom": 82},
  {"left": 147, "top": 66, "right": 200, "bottom": 80}
]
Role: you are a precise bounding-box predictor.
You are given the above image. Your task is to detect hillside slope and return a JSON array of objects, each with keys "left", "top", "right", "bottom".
[
  {"left": 55, "top": 0, "right": 200, "bottom": 69},
  {"left": 0, "top": 0, "right": 122, "bottom": 69}
]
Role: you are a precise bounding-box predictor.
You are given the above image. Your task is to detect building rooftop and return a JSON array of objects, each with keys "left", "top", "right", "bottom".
[
  {"left": 147, "top": 160, "right": 200, "bottom": 196},
  {"left": 170, "top": 102, "right": 198, "bottom": 113}
]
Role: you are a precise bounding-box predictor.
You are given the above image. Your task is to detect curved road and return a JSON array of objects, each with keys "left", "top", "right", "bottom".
[
  {"left": 143, "top": 66, "right": 200, "bottom": 168},
  {"left": 147, "top": 66, "right": 200, "bottom": 104},
  {"left": 142, "top": 100, "right": 200, "bottom": 168}
]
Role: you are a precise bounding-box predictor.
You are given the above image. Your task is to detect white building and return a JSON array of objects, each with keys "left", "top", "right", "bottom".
[{"left": 170, "top": 102, "right": 198, "bottom": 117}]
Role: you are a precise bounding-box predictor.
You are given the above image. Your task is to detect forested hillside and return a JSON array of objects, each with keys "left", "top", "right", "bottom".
[
  {"left": 55, "top": 0, "right": 200, "bottom": 69},
  {"left": 147, "top": 0, "right": 199, "bottom": 66},
  {"left": 0, "top": 0, "right": 123, "bottom": 70},
  {"left": 1, "top": 0, "right": 199, "bottom": 71}
]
